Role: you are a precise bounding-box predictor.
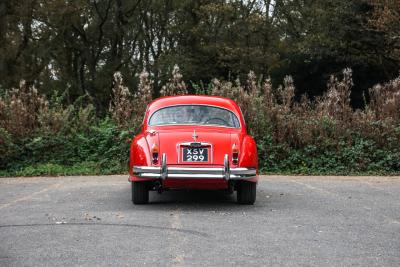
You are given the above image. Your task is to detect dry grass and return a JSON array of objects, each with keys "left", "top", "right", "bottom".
[
  {"left": 207, "top": 68, "right": 400, "bottom": 156},
  {"left": 1, "top": 66, "right": 400, "bottom": 174},
  {"left": 109, "top": 72, "right": 134, "bottom": 126},
  {"left": 1, "top": 67, "right": 399, "bottom": 166},
  {"left": 0, "top": 80, "right": 47, "bottom": 137},
  {"left": 160, "top": 65, "right": 188, "bottom": 96}
]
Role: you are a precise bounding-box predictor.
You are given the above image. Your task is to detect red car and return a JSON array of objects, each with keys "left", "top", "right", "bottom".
[{"left": 129, "top": 95, "right": 258, "bottom": 204}]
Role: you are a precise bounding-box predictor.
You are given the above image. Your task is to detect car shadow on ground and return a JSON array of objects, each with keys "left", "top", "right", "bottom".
[
  {"left": 149, "top": 190, "right": 237, "bottom": 204},
  {"left": 128, "top": 188, "right": 270, "bottom": 211},
  {"left": 111, "top": 186, "right": 275, "bottom": 211}
]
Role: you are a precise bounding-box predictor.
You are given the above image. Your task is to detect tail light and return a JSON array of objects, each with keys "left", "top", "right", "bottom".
[
  {"left": 151, "top": 143, "right": 159, "bottom": 164},
  {"left": 232, "top": 143, "right": 239, "bottom": 165}
]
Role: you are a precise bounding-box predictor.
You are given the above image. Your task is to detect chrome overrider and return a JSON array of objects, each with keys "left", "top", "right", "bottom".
[{"left": 133, "top": 153, "right": 256, "bottom": 180}]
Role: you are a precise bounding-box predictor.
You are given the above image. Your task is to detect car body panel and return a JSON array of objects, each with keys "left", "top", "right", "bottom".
[{"left": 129, "top": 95, "right": 258, "bottom": 189}]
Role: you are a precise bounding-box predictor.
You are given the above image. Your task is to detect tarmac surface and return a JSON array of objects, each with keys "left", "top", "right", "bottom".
[{"left": 0, "top": 175, "right": 399, "bottom": 266}]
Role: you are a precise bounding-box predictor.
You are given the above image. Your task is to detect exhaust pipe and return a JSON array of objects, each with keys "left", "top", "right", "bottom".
[{"left": 154, "top": 180, "right": 163, "bottom": 194}]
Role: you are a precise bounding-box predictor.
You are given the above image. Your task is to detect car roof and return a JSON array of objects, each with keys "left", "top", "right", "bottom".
[{"left": 147, "top": 95, "right": 241, "bottom": 114}]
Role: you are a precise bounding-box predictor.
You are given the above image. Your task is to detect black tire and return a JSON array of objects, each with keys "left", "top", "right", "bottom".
[
  {"left": 132, "top": 182, "right": 149, "bottom": 204},
  {"left": 237, "top": 181, "right": 256, "bottom": 205}
]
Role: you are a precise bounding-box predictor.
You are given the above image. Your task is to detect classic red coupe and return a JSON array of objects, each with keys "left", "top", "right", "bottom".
[{"left": 129, "top": 95, "right": 258, "bottom": 204}]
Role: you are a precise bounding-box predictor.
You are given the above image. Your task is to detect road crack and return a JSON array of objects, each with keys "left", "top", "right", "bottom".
[{"left": 0, "top": 222, "right": 209, "bottom": 237}]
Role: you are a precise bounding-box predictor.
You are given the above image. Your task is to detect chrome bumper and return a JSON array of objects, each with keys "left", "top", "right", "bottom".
[{"left": 133, "top": 154, "right": 256, "bottom": 181}]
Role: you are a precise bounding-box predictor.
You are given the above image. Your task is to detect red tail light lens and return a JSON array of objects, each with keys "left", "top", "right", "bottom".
[
  {"left": 151, "top": 144, "right": 159, "bottom": 164},
  {"left": 232, "top": 144, "right": 239, "bottom": 165}
]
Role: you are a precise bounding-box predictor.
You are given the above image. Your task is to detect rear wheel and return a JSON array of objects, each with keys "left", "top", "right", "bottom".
[
  {"left": 132, "top": 182, "right": 149, "bottom": 204},
  {"left": 237, "top": 181, "right": 256, "bottom": 205}
]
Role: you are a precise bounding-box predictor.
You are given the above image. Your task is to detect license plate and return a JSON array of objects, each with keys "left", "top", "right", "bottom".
[{"left": 182, "top": 147, "right": 209, "bottom": 162}]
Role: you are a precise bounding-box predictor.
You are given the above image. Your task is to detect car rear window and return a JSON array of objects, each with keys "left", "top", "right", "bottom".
[{"left": 149, "top": 105, "right": 240, "bottom": 128}]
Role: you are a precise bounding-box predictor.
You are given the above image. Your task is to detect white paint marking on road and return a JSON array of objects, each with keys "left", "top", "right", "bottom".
[
  {"left": 291, "top": 179, "right": 400, "bottom": 226},
  {"left": 169, "top": 208, "right": 185, "bottom": 267},
  {"left": 290, "top": 180, "right": 337, "bottom": 197},
  {"left": 382, "top": 215, "right": 400, "bottom": 225},
  {"left": 0, "top": 181, "right": 63, "bottom": 210}
]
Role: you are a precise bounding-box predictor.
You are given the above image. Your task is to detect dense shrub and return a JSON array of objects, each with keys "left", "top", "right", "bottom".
[
  {"left": 1, "top": 68, "right": 400, "bottom": 176},
  {"left": 0, "top": 81, "right": 47, "bottom": 137},
  {"left": 0, "top": 119, "right": 134, "bottom": 176},
  {"left": 109, "top": 70, "right": 153, "bottom": 129},
  {"left": 160, "top": 65, "right": 188, "bottom": 96},
  {"left": 209, "top": 68, "right": 400, "bottom": 174},
  {"left": 0, "top": 78, "right": 135, "bottom": 176}
]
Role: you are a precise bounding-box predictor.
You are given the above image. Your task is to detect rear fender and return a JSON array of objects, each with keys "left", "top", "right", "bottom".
[
  {"left": 239, "top": 135, "right": 258, "bottom": 181},
  {"left": 130, "top": 134, "right": 154, "bottom": 179}
]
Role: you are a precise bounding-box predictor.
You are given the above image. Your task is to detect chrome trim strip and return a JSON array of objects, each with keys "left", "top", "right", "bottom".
[
  {"left": 224, "top": 154, "right": 230, "bottom": 181},
  {"left": 147, "top": 104, "right": 242, "bottom": 128},
  {"left": 149, "top": 123, "right": 239, "bottom": 129},
  {"left": 230, "top": 168, "right": 257, "bottom": 175},
  {"left": 161, "top": 153, "right": 167, "bottom": 180},
  {"left": 133, "top": 165, "right": 256, "bottom": 180},
  {"left": 179, "top": 142, "right": 211, "bottom": 147}
]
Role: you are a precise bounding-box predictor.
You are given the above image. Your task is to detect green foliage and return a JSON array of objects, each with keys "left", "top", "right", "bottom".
[
  {"left": 1, "top": 67, "right": 400, "bottom": 177},
  {"left": 255, "top": 127, "right": 400, "bottom": 175},
  {"left": 12, "top": 162, "right": 100, "bottom": 177},
  {"left": 2, "top": 120, "right": 400, "bottom": 177},
  {"left": 0, "top": 127, "right": 18, "bottom": 166},
  {"left": 1, "top": 119, "right": 134, "bottom": 177}
]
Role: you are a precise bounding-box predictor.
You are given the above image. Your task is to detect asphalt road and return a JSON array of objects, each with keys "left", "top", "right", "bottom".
[{"left": 0, "top": 175, "right": 399, "bottom": 267}]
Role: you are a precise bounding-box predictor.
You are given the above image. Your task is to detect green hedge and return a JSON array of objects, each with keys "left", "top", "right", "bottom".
[
  {"left": 255, "top": 128, "right": 400, "bottom": 175},
  {"left": 0, "top": 120, "right": 134, "bottom": 176},
  {"left": 1, "top": 120, "right": 400, "bottom": 177}
]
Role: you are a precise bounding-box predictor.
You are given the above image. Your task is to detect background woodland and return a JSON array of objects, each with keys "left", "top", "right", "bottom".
[{"left": 0, "top": 0, "right": 399, "bottom": 175}]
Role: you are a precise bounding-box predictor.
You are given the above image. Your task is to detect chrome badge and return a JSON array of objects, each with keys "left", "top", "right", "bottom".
[{"left": 192, "top": 130, "right": 198, "bottom": 142}]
